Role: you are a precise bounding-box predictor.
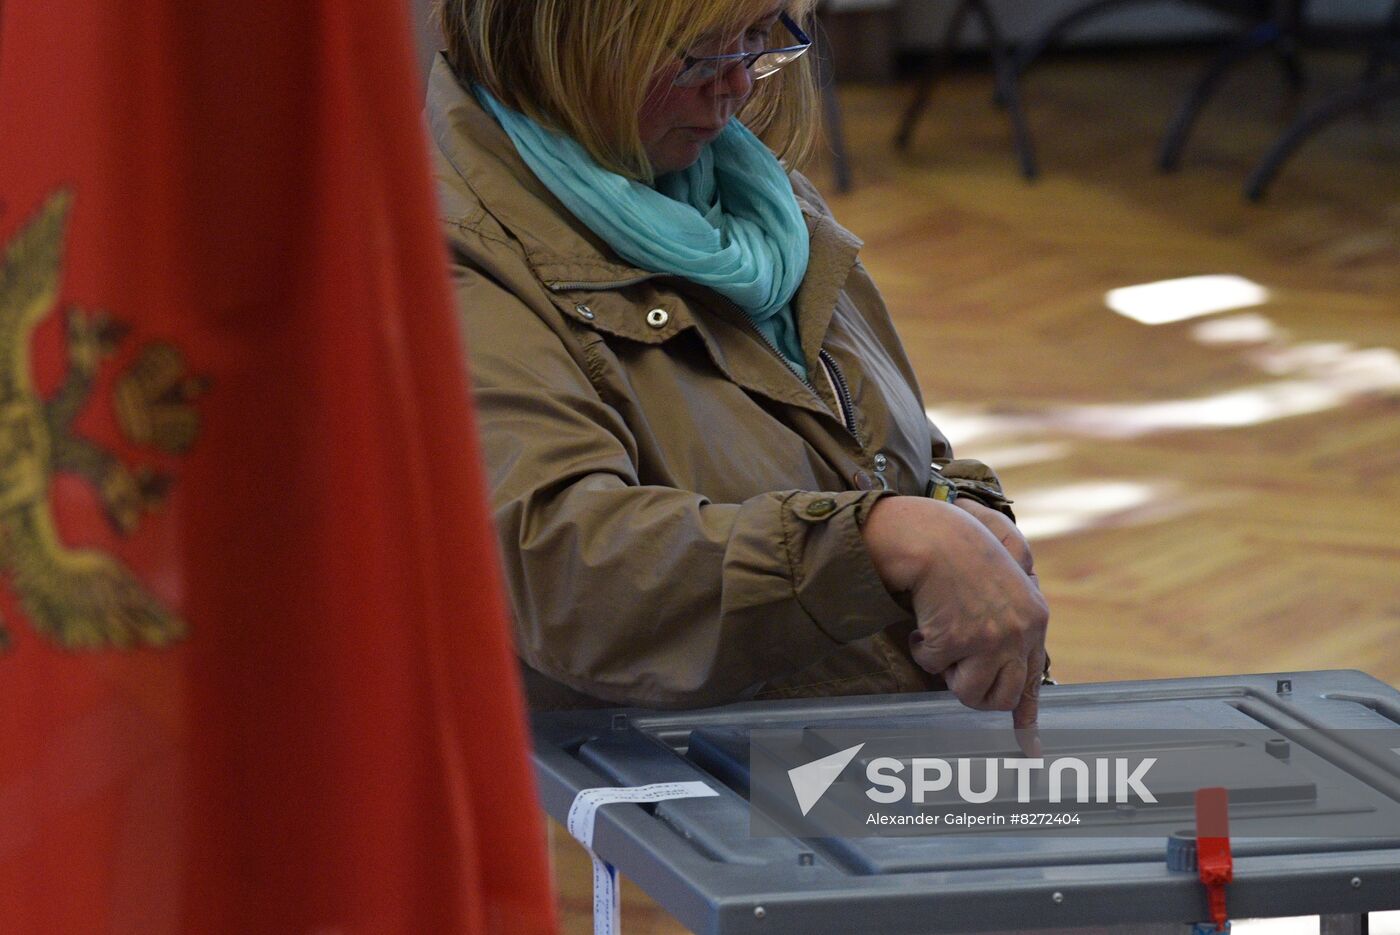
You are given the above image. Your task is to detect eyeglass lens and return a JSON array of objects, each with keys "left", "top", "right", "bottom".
[{"left": 673, "top": 16, "right": 809, "bottom": 88}]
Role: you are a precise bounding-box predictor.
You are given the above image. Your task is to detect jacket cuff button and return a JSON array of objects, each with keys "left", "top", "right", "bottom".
[{"left": 804, "top": 498, "right": 837, "bottom": 518}]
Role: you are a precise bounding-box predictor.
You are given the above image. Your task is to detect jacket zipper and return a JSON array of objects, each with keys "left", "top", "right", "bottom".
[
  {"left": 727, "top": 302, "right": 863, "bottom": 446},
  {"left": 818, "top": 349, "right": 860, "bottom": 443}
]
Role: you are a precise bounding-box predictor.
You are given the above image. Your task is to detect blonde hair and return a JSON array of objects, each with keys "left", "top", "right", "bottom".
[{"left": 438, "top": 0, "right": 819, "bottom": 182}]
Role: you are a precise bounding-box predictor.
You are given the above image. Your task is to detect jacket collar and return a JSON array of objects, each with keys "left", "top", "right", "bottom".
[
  {"left": 427, "top": 55, "right": 655, "bottom": 290},
  {"left": 427, "top": 54, "right": 864, "bottom": 412},
  {"left": 427, "top": 54, "right": 861, "bottom": 289}
]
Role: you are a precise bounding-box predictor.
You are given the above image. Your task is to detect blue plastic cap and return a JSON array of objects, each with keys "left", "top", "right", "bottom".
[
  {"left": 1193, "top": 922, "right": 1231, "bottom": 935},
  {"left": 1167, "top": 832, "right": 1199, "bottom": 873}
]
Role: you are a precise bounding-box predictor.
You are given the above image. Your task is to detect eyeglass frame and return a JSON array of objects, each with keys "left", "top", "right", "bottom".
[{"left": 672, "top": 11, "right": 813, "bottom": 88}]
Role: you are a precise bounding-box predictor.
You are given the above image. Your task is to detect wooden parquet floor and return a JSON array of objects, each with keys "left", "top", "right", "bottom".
[{"left": 551, "top": 49, "right": 1400, "bottom": 934}]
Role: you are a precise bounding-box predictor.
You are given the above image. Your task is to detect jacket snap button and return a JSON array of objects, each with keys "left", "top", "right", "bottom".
[
  {"left": 576, "top": 304, "right": 595, "bottom": 320},
  {"left": 873, "top": 452, "right": 889, "bottom": 472},
  {"left": 852, "top": 470, "right": 876, "bottom": 490},
  {"left": 646, "top": 308, "right": 669, "bottom": 328},
  {"left": 805, "top": 498, "right": 837, "bottom": 518}
]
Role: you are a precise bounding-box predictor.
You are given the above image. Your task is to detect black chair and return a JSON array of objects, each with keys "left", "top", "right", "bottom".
[
  {"left": 893, "top": 0, "right": 1039, "bottom": 180},
  {"left": 1156, "top": 0, "right": 1309, "bottom": 171},
  {"left": 1245, "top": 0, "right": 1400, "bottom": 199},
  {"left": 1011, "top": 0, "right": 1281, "bottom": 81},
  {"left": 1008, "top": 0, "right": 1307, "bottom": 172},
  {"left": 893, "top": 0, "right": 1299, "bottom": 181}
]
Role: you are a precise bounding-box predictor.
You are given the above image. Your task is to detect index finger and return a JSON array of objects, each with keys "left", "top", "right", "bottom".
[{"left": 1012, "top": 648, "right": 1045, "bottom": 757}]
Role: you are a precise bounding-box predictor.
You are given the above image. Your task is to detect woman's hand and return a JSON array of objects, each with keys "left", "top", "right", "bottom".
[
  {"left": 953, "top": 497, "right": 1035, "bottom": 576},
  {"left": 862, "top": 496, "right": 1049, "bottom": 748}
]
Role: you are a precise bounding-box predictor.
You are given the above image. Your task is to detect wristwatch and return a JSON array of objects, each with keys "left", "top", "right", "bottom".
[{"left": 927, "top": 463, "right": 1016, "bottom": 521}]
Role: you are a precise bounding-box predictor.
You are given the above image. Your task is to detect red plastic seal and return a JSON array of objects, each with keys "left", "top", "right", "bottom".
[{"left": 1195, "top": 787, "right": 1234, "bottom": 931}]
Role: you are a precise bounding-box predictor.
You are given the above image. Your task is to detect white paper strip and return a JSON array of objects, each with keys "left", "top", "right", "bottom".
[{"left": 565, "top": 781, "right": 720, "bottom": 935}]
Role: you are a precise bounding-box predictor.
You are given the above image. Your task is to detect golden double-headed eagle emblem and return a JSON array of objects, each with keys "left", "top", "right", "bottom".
[{"left": 0, "top": 190, "right": 206, "bottom": 654}]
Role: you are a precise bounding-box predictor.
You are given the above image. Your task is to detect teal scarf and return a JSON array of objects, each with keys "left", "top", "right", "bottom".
[{"left": 476, "top": 88, "right": 810, "bottom": 379}]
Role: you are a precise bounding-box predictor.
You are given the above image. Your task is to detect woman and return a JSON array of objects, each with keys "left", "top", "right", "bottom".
[{"left": 428, "top": 0, "right": 1049, "bottom": 732}]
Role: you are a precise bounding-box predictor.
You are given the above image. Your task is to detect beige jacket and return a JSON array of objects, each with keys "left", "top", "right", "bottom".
[{"left": 427, "top": 56, "right": 1000, "bottom": 710}]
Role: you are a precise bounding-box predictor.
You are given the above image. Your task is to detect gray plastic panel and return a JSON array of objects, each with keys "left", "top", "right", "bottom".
[{"left": 531, "top": 670, "right": 1400, "bottom": 935}]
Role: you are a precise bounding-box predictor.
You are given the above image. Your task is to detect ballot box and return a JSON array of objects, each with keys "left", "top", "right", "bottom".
[{"left": 531, "top": 670, "right": 1400, "bottom": 935}]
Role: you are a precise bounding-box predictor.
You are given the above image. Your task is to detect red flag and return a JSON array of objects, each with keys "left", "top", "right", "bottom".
[{"left": 0, "top": 1, "right": 557, "bottom": 932}]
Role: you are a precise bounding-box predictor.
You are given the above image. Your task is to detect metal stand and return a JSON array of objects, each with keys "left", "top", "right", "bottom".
[
  {"left": 894, "top": 0, "right": 1039, "bottom": 181},
  {"left": 1321, "top": 913, "right": 1371, "bottom": 935}
]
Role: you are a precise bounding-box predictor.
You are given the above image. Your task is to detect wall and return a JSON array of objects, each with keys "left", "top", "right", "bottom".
[
  {"left": 893, "top": 0, "right": 1394, "bottom": 50},
  {"left": 407, "top": 0, "right": 1396, "bottom": 86}
]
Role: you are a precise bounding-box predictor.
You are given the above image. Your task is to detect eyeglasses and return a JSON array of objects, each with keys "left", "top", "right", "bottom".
[{"left": 672, "top": 11, "right": 813, "bottom": 89}]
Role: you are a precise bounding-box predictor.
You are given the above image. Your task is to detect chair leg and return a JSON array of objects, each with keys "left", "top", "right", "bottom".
[
  {"left": 1244, "top": 74, "right": 1400, "bottom": 200},
  {"left": 1159, "top": 19, "right": 1290, "bottom": 171},
  {"left": 818, "top": 53, "right": 853, "bottom": 192},
  {"left": 813, "top": 9, "right": 853, "bottom": 193},
  {"left": 966, "top": 0, "right": 1040, "bottom": 179},
  {"left": 1270, "top": 0, "right": 1309, "bottom": 91},
  {"left": 1271, "top": 40, "right": 1308, "bottom": 91},
  {"left": 1361, "top": 0, "right": 1400, "bottom": 83},
  {"left": 894, "top": 0, "right": 974, "bottom": 149},
  {"left": 893, "top": 69, "right": 938, "bottom": 151}
]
